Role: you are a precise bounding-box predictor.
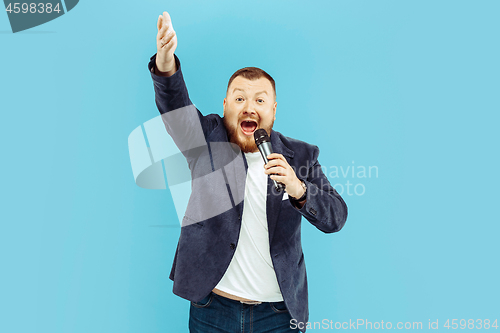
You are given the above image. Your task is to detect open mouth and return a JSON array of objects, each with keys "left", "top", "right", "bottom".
[{"left": 240, "top": 120, "right": 258, "bottom": 136}]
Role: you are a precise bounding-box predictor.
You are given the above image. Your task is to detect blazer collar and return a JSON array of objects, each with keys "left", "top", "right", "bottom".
[{"left": 270, "top": 130, "right": 294, "bottom": 159}]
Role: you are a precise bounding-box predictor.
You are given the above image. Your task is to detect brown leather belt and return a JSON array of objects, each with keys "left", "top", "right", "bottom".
[{"left": 212, "top": 288, "right": 262, "bottom": 305}]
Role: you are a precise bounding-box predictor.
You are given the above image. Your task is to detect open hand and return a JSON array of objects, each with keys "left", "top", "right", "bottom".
[{"left": 156, "top": 11, "right": 177, "bottom": 75}]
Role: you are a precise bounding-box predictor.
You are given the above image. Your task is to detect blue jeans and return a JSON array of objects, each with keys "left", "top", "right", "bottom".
[{"left": 189, "top": 291, "right": 300, "bottom": 333}]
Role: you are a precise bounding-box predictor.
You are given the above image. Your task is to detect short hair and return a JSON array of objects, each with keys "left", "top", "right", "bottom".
[{"left": 226, "top": 67, "right": 276, "bottom": 98}]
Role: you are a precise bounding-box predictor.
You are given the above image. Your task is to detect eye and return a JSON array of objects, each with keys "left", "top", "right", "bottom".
[
  {"left": 257, "top": 98, "right": 264, "bottom": 103},
  {"left": 236, "top": 97, "right": 244, "bottom": 102}
]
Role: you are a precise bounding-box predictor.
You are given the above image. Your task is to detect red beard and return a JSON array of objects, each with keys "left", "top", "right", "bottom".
[{"left": 223, "top": 117, "right": 274, "bottom": 153}]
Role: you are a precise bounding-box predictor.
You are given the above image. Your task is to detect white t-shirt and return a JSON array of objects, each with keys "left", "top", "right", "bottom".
[{"left": 214, "top": 151, "right": 284, "bottom": 302}]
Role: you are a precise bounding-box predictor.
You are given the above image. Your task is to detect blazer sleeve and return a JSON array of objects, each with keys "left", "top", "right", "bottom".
[
  {"left": 148, "top": 53, "right": 219, "bottom": 139},
  {"left": 293, "top": 146, "right": 348, "bottom": 233},
  {"left": 148, "top": 53, "right": 219, "bottom": 163}
]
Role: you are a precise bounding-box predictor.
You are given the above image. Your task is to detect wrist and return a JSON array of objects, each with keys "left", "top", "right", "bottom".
[
  {"left": 155, "top": 57, "right": 176, "bottom": 76},
  {"left": 290, "top": 179, "right": 307, "bottom": 201}
]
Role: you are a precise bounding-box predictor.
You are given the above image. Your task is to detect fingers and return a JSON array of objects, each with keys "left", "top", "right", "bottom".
[
  {"left": 264, "top": 166, "right": 288, "bottom": 176},
  {"left": 158, "top": 30, "right": 176, "bottom": 50},
  {"left": 265, "top": 158, "right": 284, "bottom": 168},
  {"left": 270, "top": 174, "right": 286, "bottom": 182},
  {"left": 265, "top": 154, "right": 287, "bottom": 168},
  {"left": 157, "top": 15, "right": 162, "bottom": 30},
  {"left": 157, "top": 11, "right": 174, "bottom": 36},
  {"left": 264, "top": 153, "right": 295, "bottom": 178},
  {"left": 162, "top": 11, "right": 172, "bottom": 25},
  {"left": 264, "top": 161, "right": 288, "bottom": 171},
  {"left": 157, "top": 22, "right": 172, "bottom": 40},
  {"left": 264, "top": 157, "right": 288, "bottom": 177},
  {"left": 157, "top": 23, "right": 175, "bottom": 46},
  {"left": 266, "top": 153, "right": 286, "bottom": 162}
]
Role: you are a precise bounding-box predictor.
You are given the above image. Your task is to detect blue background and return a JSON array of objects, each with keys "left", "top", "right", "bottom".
[{"left": 1, "top": 0, "right": 499, "bottom": 332}]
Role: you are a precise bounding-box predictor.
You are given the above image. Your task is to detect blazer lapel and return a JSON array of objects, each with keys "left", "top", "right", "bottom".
[
  {"left": 266, "top": 130, "right": 294, "bottom": 244},
  {"left": 209, "top": 123, "right": 294, "bottom": 243}
]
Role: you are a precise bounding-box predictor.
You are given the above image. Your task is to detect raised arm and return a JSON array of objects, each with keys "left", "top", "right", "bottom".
[
  {"left": 148, "top": 11, "right": 220, "bottom": 166},
  {"left": 148, "top": 11, "right": 193, "bottom": 114}
]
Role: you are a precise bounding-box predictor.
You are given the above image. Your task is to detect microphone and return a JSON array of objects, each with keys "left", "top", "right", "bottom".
[{"left": 254, "top": 129, "right": 285, "bottom": 192}]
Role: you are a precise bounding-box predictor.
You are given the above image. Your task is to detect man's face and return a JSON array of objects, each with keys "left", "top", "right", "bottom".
[{"left": 223, "top": 76, "right": 277, "bottom": 153}]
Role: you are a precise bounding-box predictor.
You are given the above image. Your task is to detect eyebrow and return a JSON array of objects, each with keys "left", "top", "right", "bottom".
[{"left": 232, "top": 88, "right": 268, "bottom": 96}]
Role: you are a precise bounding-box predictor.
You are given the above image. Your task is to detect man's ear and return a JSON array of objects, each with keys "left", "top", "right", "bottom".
[
  {"left": 273, "top": 101, "right": 277, "bottom": 121},
  {"left": 223, "top": 98, "right": 226, "bottom": 117}
]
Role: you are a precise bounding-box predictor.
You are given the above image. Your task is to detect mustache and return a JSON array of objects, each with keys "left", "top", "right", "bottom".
[{"left": 239, "top": 116, "right": 259, "bottom": 122}]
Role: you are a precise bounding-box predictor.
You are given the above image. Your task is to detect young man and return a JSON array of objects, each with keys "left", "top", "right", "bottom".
[{"left": 149, "top": 11, "right": 348, "bottom": 333}]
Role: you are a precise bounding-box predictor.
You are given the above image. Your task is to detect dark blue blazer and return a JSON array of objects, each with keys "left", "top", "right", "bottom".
[{"left": 148, "top": 53, "right": 348, "bottom": 332}]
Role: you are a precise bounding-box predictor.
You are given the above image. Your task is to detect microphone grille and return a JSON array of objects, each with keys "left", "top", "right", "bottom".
[{"left": 254, "top": 128, "right": 270, "bottom": 145}]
